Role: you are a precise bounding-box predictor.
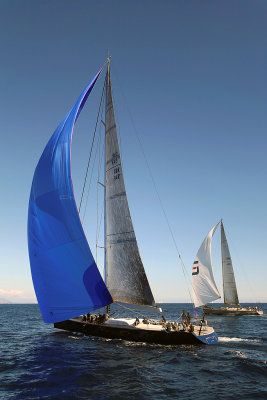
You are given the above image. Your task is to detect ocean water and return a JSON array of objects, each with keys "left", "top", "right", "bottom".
[{"left": 0, "top": 303, "right": 266, "bottom": 400}]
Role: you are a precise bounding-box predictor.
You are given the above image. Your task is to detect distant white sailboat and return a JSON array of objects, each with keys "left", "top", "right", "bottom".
[{"left": 192, "top": 220, "right": 263, "bottom": 316}]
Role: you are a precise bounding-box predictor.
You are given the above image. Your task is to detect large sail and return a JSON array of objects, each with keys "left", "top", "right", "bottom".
[
  {"left": 221, "top": 221, "right": 239, "bottom": 305},
  {"left": 104, "top": 65, "right": 156, "bottom": 307},
  {"left": 192, "top": 223, "right": 221, "bottom": 307},
  {"left": 28, "top": 66, "right": 112, "bottom": 323}
]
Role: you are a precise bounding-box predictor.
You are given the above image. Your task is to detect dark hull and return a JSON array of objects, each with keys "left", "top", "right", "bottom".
[
  {"left": 203, "top": 306, "right": 263, "bottom": 316},
  {"left": 54, "top": 319, "right": 218, "bottom": 345}
]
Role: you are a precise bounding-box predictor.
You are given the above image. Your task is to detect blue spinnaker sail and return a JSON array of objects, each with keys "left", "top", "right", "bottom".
[{"left": 28, "top": 66, "right": 113, "bottom": 323}]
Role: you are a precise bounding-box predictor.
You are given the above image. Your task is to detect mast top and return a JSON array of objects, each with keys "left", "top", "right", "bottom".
[
  {"left": 107, "top": 55, "right": 111, "bottom": 73},
  {"left": 106, "top": 55, "right": 111, "bottom": 85}
]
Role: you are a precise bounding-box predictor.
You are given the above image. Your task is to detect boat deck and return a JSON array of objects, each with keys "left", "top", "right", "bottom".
[{"left": 100, "top": 317, "right": 214, "bottom": 335}]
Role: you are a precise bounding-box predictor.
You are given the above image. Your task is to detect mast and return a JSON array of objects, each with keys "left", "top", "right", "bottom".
[
  {"left": 221, "top": 220, "right": 239, "bottom": 306},
  {"left": 104, "top": 57, "right": 111, "bottom": 286},
  {"left": 104, "top": 58, "right": 110, "bottom": 316}
]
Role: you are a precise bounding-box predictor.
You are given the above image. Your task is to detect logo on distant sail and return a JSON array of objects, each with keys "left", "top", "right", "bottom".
[{"left": 192, "top": 260, "right": 199, "bottom": 275}]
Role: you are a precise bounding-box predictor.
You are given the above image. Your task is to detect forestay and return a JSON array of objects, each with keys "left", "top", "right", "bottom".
[
  {"left": 105, "top": 67, "right": 156, "bottom": 307},
  {"left": 28, "top": 66, "right": 112, "bottom": 323},
  {"left": 192, "top": 222, "right": 221, "bottom": 307},
  {"left": 221, "top": 222, "right": 239, "bottom": 305}
]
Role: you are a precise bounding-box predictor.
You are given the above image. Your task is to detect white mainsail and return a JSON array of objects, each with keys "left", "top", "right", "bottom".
[
  {"left": 104, "top": 65, "right": 156, "bottom": 307},
  {"left": 221, "top": 221, "right": 239, "bottom": 306},
  {"left": 192, "top": 222, "right": 221, "bottom": 307}
]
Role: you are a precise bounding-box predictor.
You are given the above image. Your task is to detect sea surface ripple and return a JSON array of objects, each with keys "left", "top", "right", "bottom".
[{"left": 0, "top": 303, "right": 266, "bottom": 400}]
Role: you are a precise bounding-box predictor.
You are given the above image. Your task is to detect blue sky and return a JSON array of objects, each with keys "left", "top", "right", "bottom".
[{"left": 0, "top": 0, "right": 266, "bottom": 304}]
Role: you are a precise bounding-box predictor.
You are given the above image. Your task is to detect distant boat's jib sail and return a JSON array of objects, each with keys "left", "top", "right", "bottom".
[
  {"left": 28, "top": 67, "right": 112, "bottom": 323},
  {"left": 221, "top": 222, "right": 239, "bottom": 306},
  {"left": 105, "top": 66, "right": 156, "bottom": 307},
  {"left": 192, "top": 222, "right": 221, "bottom": 307}
]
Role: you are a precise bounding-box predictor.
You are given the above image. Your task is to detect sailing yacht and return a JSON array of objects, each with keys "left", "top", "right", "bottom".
[
  {"left": 192, "top": 220, "right": 263, "bottom": 316},
  {"left": 28, "top": 59, "right": 218, "bottom": 344}
]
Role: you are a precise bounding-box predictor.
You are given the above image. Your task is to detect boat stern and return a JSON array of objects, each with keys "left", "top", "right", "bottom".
[{"left": 193, "top": 328, "right": 218, "bottom": 344}]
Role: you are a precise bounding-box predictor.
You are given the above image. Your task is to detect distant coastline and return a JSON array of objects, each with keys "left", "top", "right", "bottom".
[
  {"left": 0, "top": 298, "right": 11, "bottom": 304},
  {"left": 0, "top": 301, "right": 37, "bottom": 304}
]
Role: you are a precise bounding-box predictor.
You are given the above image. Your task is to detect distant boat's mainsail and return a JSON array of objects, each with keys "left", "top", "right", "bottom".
[
  {"left": 104, "top": 64, "right": 156, "bottom": 307},
  {"left": 221, "top": 221, "right": 239, "bottom": 306},
  {"left": 28, "top": 66, "right": 112, "bottom": 323},
  {"left": 192, "top": 222, "right": 221, "bottom": 307}
]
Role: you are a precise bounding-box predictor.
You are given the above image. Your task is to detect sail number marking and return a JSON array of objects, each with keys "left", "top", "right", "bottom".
[{"left": 114, "top": 167, "right": 120, "bottom": 180}]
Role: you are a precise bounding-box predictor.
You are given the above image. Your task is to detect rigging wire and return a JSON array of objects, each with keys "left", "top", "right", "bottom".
[
  {"left": 111, "top": 63, "right": 194, "bottom": 304},
  {"left": 116, "top": 303, "right": 157, "bottom": 319},
  {"left": 96, "top": 105, "right": 105, "bottom": 265},
  {"left": 81, "top": 115, "right": 103, "bottom": 223},
  {"left": 96, "top": 157, "right": 105, "bottom": 243},
  {"left": 79, "top": 81, "right": 106, "bottom": 213}
]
